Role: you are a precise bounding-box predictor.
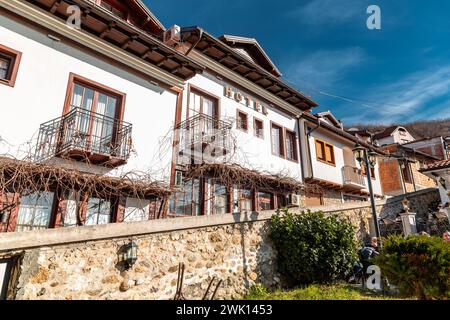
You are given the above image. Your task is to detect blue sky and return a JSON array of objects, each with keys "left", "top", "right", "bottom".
[{"left": 145, "top": 0, "right": 450, "bottom": 126}]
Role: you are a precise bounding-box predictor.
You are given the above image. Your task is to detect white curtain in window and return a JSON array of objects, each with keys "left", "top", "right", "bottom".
[
  {"left": 85, "top": 198, "right": 111, "bottom": 226},
  {"left": 16, "top": 191, "right": 54, "bottom": 232},
  {"left": 64, "top": 191, "right": 79, "bottom": 227},
  {"left": 123, "top": 198, "right": 150, "bottom": 222},
  {"left": 271, "top": 127, "right": 280, "bottom": 155}
]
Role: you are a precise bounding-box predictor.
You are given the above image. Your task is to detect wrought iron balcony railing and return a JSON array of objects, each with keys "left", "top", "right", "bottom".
[
  {"left": 175, "top": 114, "right": 233, "bottom": 164},
  {"left": 35, "top": 107, "right": 132, "bottom": 167},
  {"left": 342, "top": 166, "right": 366, "bottom": 188}
]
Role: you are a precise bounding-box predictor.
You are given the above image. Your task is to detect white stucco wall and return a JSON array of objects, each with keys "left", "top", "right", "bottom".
[
  {"left": 184, "top": 73, "right": 303, "bottom": 181},
  {"left": 307, "top": 127, "right": 383, "bottom": 196},
  {"left": 0, "top": 14, "right": 177, "bottom": 182}
]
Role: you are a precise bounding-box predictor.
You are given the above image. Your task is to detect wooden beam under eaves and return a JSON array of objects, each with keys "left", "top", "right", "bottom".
[
  {"left": 99, "top": 21, "right": 116, "bottom": 39},
  {"left": 157, "top": 55, "right": 174, "bottom": 67},
  {"left": 50, "top": 0, "right": 61, "bottom": 14},
  {"left": 121, "top": 34, "right": 139, "bottom": 50}
]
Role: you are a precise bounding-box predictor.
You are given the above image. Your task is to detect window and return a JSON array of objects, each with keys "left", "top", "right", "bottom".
[
  {"left": 62, "top": 190, "right": 80, "bottom": 227},
  {"left": 271, "top": 123, "right": 284, "bottom": 157},
  {"left": 285, "top": 130, "right": 298, "bottom": 161},
  {"left": 402, "top": 164, "right": 412, "bottom": 183},
  {"left": 257, "top": 192, "right": 273, "bottom": 211},
  {"left": 237, "top": 189, "right": 253, "bottom": 212},
  {"left": 85, "top": 198, "right": 111, "bottom": 225},
  {"left": 123, "top": 198, "right": 150, "bottom": 222},
  {"left": 15, "top": 191, "right": 55, "bottom": 232},
  {"left": 0, "top": 44, "right": 22, "bottom": 87},
  {"left": 315, "top": 139, "right": 335, "bottom": 165},
  {"left": 237, "top": 110, "right": 248, "bottom": 132},
  {"left": 188, "top": 87, "right": 218, "bottom": 119},
  {"left": 361, "top": 164, "right": 376, "bottom": 179},
  {"left": 211, "top": 181, "right": 228, "bottom": 215},
  {"left": 169, "top": 178, "right": 202, "bottom": 216},
  {"left": 254, "top": 118, "right": 264, "bottom": 139},
  {"left": 64, "top": 74, "right": 125, "bottom": 155}
]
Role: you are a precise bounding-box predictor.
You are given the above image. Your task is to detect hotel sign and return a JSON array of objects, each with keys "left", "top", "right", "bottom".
[{"left": 224, "top": 86, "right": 269, "bottom": 116}]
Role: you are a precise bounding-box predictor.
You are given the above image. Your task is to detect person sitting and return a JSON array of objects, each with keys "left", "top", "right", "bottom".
[{"left": 443, "top": 231, "right": 450, "bottom": 242}]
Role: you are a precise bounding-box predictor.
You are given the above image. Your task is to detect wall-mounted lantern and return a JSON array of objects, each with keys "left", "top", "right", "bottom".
[{"left": 118, "top": 241, "right": 138, "bottom": 269}]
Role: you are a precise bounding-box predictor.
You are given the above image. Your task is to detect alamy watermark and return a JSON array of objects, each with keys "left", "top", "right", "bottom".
[{"left": 367, "top": 5, "right": 381, "bottom": 30}]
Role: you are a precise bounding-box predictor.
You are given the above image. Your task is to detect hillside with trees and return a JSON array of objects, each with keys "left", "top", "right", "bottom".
[{"left": 350, "top": 118, "right": 450, "bottom": 139}]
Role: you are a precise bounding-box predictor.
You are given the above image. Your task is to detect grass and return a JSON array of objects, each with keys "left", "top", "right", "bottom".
[{"left": 243, "top": 283, "right": 410, "bottom": 300}]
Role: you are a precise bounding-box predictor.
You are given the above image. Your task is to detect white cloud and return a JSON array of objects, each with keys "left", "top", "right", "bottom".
[
  {"left": 341, "top": 65, "right": 450, "bottom": 124},
  {"left": 285, "top": 47, "right": 366, "bottom": 89},
  {"left": 288, "top": 0, "right": 363, "bottom": 25}
]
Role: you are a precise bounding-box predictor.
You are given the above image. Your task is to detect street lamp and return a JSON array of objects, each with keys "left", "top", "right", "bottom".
[{"left": 353, "top": 143, "right": 381, "bottom": 240}]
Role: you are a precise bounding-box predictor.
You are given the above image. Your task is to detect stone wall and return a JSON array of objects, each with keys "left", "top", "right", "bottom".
[{"left": 0, "top": 188, "right": 440, "bottom": 300}]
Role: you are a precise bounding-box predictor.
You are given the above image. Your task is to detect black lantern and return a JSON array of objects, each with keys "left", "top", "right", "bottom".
[
  {"left": 439, "top": 177, "right": 447, "bottom": 190},
  {"left": 118, "top": 241, "right": 138, "bottom": 269},
  {"left": 0, "top": 211, "right": 9, "bottom": 223},
  {"left": 352, "top": 143, "right": 365, "bottom": 164}
]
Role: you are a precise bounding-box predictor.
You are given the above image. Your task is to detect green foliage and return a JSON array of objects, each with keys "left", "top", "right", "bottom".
[
  {"left": 246, "top": 284, "right": 269, "bottom": 299},
  {"left": 244, "top": 284, "right": 403, "bottom": 300},
  {"left": 374, "top": 234, "right": 450, "bottom": 299},
  {"left": 269, "top": 209, "right": 358, "bottom": 284}
]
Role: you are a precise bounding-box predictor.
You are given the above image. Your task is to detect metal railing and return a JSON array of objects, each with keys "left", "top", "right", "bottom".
[
  {"left": 175, "top": 114, "right": 232, "bottom": 164},
  {"left": 35, "top": 107, "right": 132, "bottom": 162},
  {"left": 342, "top": 166, "right": 366, "bottom": 187}
]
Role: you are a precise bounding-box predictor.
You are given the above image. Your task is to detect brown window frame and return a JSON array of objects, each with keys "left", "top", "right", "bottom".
[
  {"left": 256, "top": 191, "right": 274, "bottom": 211},
  {"left": 62, "top": 73, "right": 126, "bottom": 152},
  {"left": 361, "top": 163, "right": 376, "bottom": 180},
  {"left": 285, "top": 129, "right": 298, "bottom": 162},
  {"left": 270, "top": 122, "right": 285, "bottom": 158},
  {"left": 236, "top": 109, "right": 249, "bottom": 132},
  {"left": 0, "top": 44, "right": 22, "bottom": 88},
  {"left": 314, "top": 139, "right": 335, "bottom": 166},
  {"left": 186, "top": 84, "right": 220, "bottom": 120},
  {"left": 253, "top": 117, "right": 264, "bottom": 139}
]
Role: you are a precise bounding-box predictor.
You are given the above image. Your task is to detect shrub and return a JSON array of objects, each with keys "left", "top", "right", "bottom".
[
  {"left": 374, "top": 234, "right": 450, "bottom": 299},
  {"left": 246, "top": 284, "right": 269, "bottom": 299},
  {"left": 269, "top": 209, "right": 358, "bottom": 284}
]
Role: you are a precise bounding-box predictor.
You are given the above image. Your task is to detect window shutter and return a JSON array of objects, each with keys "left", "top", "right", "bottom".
[
  {"left": 325, "top": 144, "right": 334, "bottom": 164},
  {"left": 315, "top": 140, "right": 324, "bottom": 160}
]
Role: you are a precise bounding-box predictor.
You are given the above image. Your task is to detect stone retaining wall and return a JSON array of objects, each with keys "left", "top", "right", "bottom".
[{"left": 0, "top": 188, "right": 440, "bottom": 300}]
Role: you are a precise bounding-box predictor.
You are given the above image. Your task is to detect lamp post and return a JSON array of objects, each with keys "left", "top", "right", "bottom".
[{"left": 353, "top": 143, "right": 381, "bottom": 240}]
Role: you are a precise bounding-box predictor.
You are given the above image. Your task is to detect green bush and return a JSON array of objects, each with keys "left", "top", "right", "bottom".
[
  {"left": 269, "top": 209, "right": 358, "bottom": 284},
  {"left": 374, "top": 235, "right": 450, "bottom": 299}
]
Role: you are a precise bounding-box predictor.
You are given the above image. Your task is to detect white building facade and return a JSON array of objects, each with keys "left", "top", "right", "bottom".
[{"left": 0, "top": 0, "right": 383, "bottom": 233}]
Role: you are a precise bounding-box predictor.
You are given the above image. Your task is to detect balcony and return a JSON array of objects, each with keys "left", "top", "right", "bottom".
[
  {"left": 35, "top": 107, "right": 133, "bottom": 167},
  {"left": 342, "top": 166, "right": 366, "bottom": 189},
  {"left": 175, "top": 114, "right": 233, "bottom": 165}
]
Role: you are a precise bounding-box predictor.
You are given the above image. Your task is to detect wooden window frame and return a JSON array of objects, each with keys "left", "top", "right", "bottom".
[
  {"left": 314, "top": 138, "right": 336, "bottom": 166},
  {"left": 186, "top": 84, "right": 220, "bottom": 120},
  {"left": 253, "top": 117, "right": 264, "bottom": 139},
  {"left": 270, "top": 122, "right": 285, "bottom": 158},
  {"left": 236, "top": 109, "right": 249, "bottom": 132},
  {"left": 285, "top": 129, "right": 299, "bottom": 163},
  {"left": 62, "top": 73, "right": 126, "bottom": 152},
  {"left": 0, "top": 44, "right": 22, "bottom": 88},
  {"left": 361, "top": 164, "right": 376, "bottom": 180},
  {"left": 210, "top": 179, "right": 230, "bottom": 215},
  {"left": 256, "top": 191, "right": 274, "bottom": 211}
]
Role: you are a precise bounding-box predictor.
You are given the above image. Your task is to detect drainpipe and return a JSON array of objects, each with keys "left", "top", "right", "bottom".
[
  {"left": 296, "top": 115, "right": 305, "bottom": 179},
  {"left": 185, "top": 28, "right": 204, "bottom": 56},
  {"left": 305, "top": 119, "right": 321, "bottom": 179}
]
